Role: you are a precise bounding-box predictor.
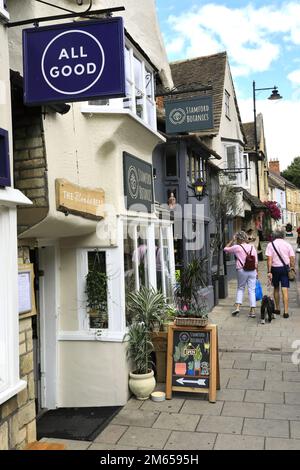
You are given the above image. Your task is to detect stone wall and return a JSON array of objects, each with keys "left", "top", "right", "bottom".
[
  {"left": 0, "top": 317, "right": 36, "bottom": 450},
  {"left": 11, "top": 73, "right": 49, "bottom": 234}
]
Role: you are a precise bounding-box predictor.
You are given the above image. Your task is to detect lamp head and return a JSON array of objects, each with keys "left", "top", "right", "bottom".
[
  {"left": 193, "top": 179, "right": 206, "bottom": 199},
  {"left": 268, "top": 87, "right": 283, "bottom": 101}
]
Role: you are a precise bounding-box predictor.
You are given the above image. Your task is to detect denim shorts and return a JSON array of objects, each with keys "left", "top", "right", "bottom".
[{"left": 271, "top": 266, "right": 290, "bottom": 288}]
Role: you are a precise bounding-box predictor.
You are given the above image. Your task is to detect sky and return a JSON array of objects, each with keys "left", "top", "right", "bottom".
[{"left": 156, "top": 0, "right": 300, "bottom": 170}]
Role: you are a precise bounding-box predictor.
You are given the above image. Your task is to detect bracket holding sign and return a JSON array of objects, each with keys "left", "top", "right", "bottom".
[{"left": 166, "top": 324, "right": 220, "bottom": 403}]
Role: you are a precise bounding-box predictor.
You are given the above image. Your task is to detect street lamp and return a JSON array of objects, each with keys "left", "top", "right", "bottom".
[{"left": 253, "top": 81, "right": 283, "bottom": 199}]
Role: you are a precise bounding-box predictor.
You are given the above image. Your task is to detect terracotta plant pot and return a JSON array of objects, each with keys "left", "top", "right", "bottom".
[
  {"left": 129, "top": 370, "right": 156, "bottom": 401},
  {"left": 175, "top": 363, "right": 187, "bottom": 376}
]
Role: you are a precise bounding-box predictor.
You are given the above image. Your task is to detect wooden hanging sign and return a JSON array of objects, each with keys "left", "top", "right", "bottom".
[{"left": 166, "top": 324, "right": 220, "bottom": 403}]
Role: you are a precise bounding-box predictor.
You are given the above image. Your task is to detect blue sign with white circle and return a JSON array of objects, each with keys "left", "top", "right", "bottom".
[{"left": 23, "top": 18, "right": 125, "bottom": 106}]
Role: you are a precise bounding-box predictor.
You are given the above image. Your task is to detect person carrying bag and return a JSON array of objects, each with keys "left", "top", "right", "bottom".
[{"left": 266, "top": 230, "right": 296, "bottom": 319}]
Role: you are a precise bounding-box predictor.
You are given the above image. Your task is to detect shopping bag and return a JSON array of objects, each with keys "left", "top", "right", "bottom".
[{"left": 255, "top": 279, "right": 263, "bottom": 301}]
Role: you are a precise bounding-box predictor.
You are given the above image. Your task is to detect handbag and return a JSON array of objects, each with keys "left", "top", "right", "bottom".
[
  {"left": 255, "top": 279, "right": 263, "bottom": 301},
  {"left": 271, "top": 242, "right": 296, "bottom": 282}
]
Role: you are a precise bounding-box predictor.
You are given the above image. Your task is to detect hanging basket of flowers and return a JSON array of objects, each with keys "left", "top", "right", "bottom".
[{"left": 264, "top": 201, "right": 282, "bottom": 221}]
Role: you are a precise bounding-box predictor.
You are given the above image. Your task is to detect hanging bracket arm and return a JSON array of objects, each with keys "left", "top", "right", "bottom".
[{"left": 7, "top": 5, "right": 125, "bottom": 28}]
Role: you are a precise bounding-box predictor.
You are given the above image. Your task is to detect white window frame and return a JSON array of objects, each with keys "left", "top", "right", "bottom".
[
  {"left": 82, "top": 39, "right": 157, "bottom": 132},
  {"left": 0, "top": 1, "right": 9, "bottom": 22},
  {"left": 0, "top": 198, "right": 29, "bottom": 405},
  {"left": 224, "top": 143, "right": 244, "bottom": 187}
]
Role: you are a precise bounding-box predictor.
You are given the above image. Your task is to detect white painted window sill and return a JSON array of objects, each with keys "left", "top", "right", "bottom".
[
  {"left": 0, "top": 380, "right": 27, "bottom": 406},
  {"left": 58, "top": 331, "right": 127, "bottom": 343},
  {"left": 81, "top": 106, "right": 165, "bottom": 142}
]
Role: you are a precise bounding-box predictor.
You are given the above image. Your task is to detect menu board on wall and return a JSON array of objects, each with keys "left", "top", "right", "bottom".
[
  {"left": 18, "top": 264, "right": 37, "bottom": 317},
  {"left": 166, "top": 325, "right": 220, "bottom": 403}
]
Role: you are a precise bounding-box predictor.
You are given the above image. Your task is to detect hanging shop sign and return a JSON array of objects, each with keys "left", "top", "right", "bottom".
[
  {"left": 56, "top": 179, "right": 105, "bottom": 220},
  {"left": 165, "top": 96, "right": 214, "bottom": 134},
  {"left": 23, "top": 18, "right": 125, "bottom": 106},
  {"left": 166, "top": 324, "right": 220, "bottom": 403},
  {"left": 123, "top": 152, "right": 154, "bottom": 213},
  {"left": 0, "top": 128, "right": 11, "bottom": 187}
]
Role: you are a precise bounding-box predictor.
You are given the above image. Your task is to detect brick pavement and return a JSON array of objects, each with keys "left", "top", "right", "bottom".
[{"left": 41, "top": 241, "right": 300, "bottom": 450}]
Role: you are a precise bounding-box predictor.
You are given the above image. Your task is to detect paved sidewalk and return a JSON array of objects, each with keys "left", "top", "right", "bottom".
[{"left": 41, "top": 245, "right": 300, "bottom": 451}]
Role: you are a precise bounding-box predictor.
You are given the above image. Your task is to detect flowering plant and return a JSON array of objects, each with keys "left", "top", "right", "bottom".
[{"left": 264, "top": 201, "right": 282, "bottom": 221}]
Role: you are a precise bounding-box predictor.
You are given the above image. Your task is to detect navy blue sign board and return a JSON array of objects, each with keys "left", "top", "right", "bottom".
[
  {"left": 123, "top": 152, "right": 154, "bottom": 213},
  {"left": 166, "top": 325, "right": 220, "bottom": 403},
  {"left": 165, "top": 96, "right": 214, "bottom": 134},
  {"left": 23, "top": 18, "right": 125, "bottom": 106},
  {"left": 0, "top": 128, "right": 11, "bottom": 187}
]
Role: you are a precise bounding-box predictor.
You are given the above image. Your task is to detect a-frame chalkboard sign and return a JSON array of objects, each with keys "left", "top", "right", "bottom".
[{"left": 166, "top": 324, "right": 220, "bottom": 403}]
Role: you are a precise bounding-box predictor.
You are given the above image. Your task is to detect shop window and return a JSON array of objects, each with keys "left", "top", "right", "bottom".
[
  {"left": 86, "top": 251, "right": 108, "bottom": 330},
  {"left": 155, "top": 225, "right": 174, "bottom": 302},
  {"left": 165, "top": 144, "right": 178, "bottom": 178},
  {"left": 85, "top": 40, "right": 157, "bottom": 130}
]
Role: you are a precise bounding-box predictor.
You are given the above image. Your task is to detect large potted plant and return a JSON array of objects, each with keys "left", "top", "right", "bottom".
[
  {"left": 174, "top": 258, "right": 209, "bottom": 327},
  {"left": 125, "top": 287, "right": 167, "bottom": 400}
]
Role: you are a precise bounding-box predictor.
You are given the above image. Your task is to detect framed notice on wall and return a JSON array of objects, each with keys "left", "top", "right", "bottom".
[
  {"left": 166, "top": 324, "right": 220, "bottom": 403},
  {"left": 18, "top": 264, "right": 37, "bottom": 317}
]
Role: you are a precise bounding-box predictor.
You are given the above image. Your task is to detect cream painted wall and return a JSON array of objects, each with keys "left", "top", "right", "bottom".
[
  {"left": 59, "top": 247, "right": 79, "bottom": 332},
  {"left": 58, "top": 341, "right": 130, "bottom": 407}
]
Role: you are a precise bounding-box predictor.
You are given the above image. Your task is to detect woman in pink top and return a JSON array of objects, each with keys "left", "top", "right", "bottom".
[
  {"left": 266, "top": 230, "right": 295, "bottom": 319},
  {"left": 224, "top": 231, "right": 258, "bottom": 318}
]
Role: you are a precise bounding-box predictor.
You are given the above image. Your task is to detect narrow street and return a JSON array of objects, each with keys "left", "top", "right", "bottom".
[{"left": 39, "top": 239, "right": 300, "bottom": 451}]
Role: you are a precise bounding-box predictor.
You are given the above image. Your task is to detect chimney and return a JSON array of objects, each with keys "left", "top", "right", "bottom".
[{"left": 269, "top": 159, "right": 280, "bottom": 174}]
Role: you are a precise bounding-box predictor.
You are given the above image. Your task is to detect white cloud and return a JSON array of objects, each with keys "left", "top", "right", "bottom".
[
  {"left": 165, "top": 2, "right": 300, "bottom": 76},
  {"left": 239, "top": 98, "right": 300, "bottom": 170},
  {"left": 166, "top": 37, "right": 185, "bottom": 56},
  {"left": 288, "top": 69, "right": 300, "bottom": 86}
]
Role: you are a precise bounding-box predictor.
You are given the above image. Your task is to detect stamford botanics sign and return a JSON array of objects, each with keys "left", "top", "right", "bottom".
[
  {"left": 23, "top": 18, "right": 125, "bottom": 106},
  {"left": 165, "top": 96, "right": 214, "bottom": 134},
  {"left": 123, "top": 152, "right": 154, "bottom": 213}
]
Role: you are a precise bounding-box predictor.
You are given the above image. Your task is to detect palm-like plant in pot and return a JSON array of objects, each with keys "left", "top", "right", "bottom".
[{"left": 125, "top": 287, "right": 167, "bottom": 400}]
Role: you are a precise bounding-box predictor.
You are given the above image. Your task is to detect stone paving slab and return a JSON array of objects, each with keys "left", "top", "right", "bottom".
[
  {"left": 285, "top": 393, "right": 300, "bottom": 405},
  {"left": 118, "top": 426, "right": 171, "bottom": 449},
  {"left": 291, "top": 422, "right": 300, "bottom": 439},
  {"left": 111, "top": 409, "right": 160, "bottom": 428},
  {"left": 221, "top": 352, "right": 252, "bottom": 360},
  {"left": 180, "top": 400, "right": 224, "bottom": 416},
  {"left": 265, "top": 404, "right": 300, "bottom": 420},
  {"left": 123, "top": 398, "right": 143, "bottom": 410},
  {"left": 242, "top": 418, "right": 289, "bottom": 438},
  {"left": 152, "top": 412, "right": 200, "bottom": 432},
  {"left": 283, "top": 372, "right": 300, "bottom": 382},
  {"left": 251, "top": 353, "right": 282, "bottom": 362},
  {"left": 244, "top": 390, "right": 284, "bottom": 404},
  {"left": 40, "top": 438, "right": 91, "bottom": 450},
  {"left": 216, "top": 389, "right": 245, "bottom": 402},
  {"left": 220, "top": 359, "right": 235, "bottom": 369},
  {"left": 197, "top": 415, "right": 243, "bottom": 435},
  {"left": 88, "top": 443, "right": 138, "bottom": 450},
  {"left": 222, "top": 402, "right": 264, "bottom": 418},
  {"left": 220, "top": 369, "right": 249, "bottom": 380},
  {"left": 140, "top": 398, "right": 184, "bottom": 413},
  {"left": 248, "top": 370, "right": 283, "bottom": 381},
  {"left": 164, "top": 431, "right": 216, "bottom": 450},
  {"left": 93, "top": 424, "right": 128, "bottom": 444},
  {"left": 214, "top": 434, "right": 265, "bottom": 450},
  {"left": 265, "top": 438, "right": 300, "bottom": 450},
  {"left": 233, "top": 360, "right": 266, "bottom": 370},
  {"left": 227, "top": 378, "right": 265, "bottom": 390},
  {"left": 266, "top": 362, "right": 299, "bottom": 371},
  {"left": 265, "top": 380, "right": 300, "bottom": 392}
]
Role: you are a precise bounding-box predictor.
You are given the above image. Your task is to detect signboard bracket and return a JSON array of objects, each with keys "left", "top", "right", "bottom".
[{"left": 7, "top": 5, "right": 125, "bottom": 28}]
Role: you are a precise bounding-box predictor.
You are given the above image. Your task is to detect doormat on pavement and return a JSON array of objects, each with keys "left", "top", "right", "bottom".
[{"left": 37, "top": 407, "right": 122, "bottom": 442}]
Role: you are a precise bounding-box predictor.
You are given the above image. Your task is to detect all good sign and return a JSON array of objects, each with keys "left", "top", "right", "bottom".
[{"left": 23, "top": 18, "right": 125, "bottom": 106}]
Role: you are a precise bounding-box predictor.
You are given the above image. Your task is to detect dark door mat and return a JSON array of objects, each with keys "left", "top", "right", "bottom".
[{"left": 37, "top": 406, "right": 122, "bottom": 442}]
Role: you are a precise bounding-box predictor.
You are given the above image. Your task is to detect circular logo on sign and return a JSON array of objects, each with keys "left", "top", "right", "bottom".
[
  {"left": 41, "top": 30, "right": 105, "bottom": 95},
  {"left": 128, "top": 165, "right": 139, "bottom": 200},
  {"left": 179, "top": 332, "right": 190, "bottom": 343},
  {"left": 169, "top": 108, "right": 186, "bottom": 126}
]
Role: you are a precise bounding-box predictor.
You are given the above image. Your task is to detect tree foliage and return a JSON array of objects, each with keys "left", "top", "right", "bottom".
[{"left": 281, "top": 157, "right": 300, "bottom": 188}]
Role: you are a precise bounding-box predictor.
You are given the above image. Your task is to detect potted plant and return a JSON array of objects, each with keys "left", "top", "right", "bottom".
[
  {"left": 125, "top": 287, "right": 167, "bottom": 400},
  {"left": 85, "top": 264, "right": 108, "bottom": 329},
  {"left": 162, "top": 305, "right": 176, "bottom": 332}
]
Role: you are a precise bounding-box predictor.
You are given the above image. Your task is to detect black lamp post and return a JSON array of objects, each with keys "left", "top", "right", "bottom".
[{"left": 253, "top": 81, "right": 282, "bottom": 199}]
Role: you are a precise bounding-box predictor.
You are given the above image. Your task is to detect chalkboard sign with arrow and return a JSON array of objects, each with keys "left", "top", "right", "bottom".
[{"left": 166, "top": 325, "right": 220, "bottom": 403}]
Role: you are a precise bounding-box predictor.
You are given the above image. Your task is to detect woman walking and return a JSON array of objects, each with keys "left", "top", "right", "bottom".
[{"left": 224, "top": 231, "right": 258, "bottom": 317}]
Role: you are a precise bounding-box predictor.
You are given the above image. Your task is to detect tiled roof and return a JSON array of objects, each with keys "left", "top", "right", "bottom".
[
  {"left": 269, "top": 170, "right": 298, "bottom": 190},
  {"left": 235, "top": 187, "right": 266, "bottom": 210},
  {"left": 268, "top": 171, "right": 286, "bottom": 190},
  {"left": 170, "top": 52, "right": 226, "bottom": 136}
]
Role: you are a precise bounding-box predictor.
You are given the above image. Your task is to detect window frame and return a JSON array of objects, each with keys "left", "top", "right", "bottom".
[
  {"left": 0, "top": 0, "right": 9, "bottom": 21},
  {"left": 83, "top": 38, "right": 157, "bottom": 131},
  {"left": 224, "top": 143, "right": 244, "bottom": 187},
  {"left": 225, "top": 90, "right": 230, "bottom": 119}
]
